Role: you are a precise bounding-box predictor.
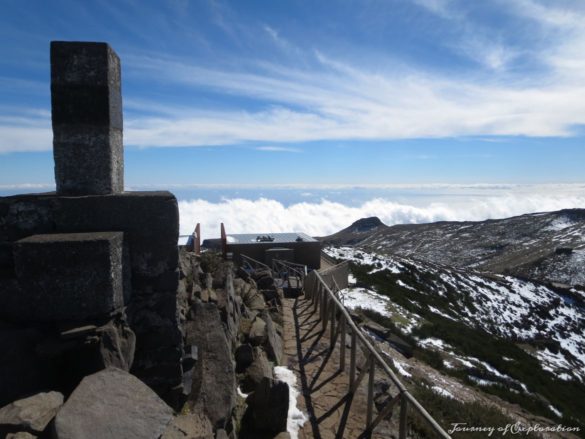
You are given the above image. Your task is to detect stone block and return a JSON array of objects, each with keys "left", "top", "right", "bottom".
[
  {"left": 51, "top": 41, "right": 123, "bottom": 195},
  {"left": 0, "top": 191, "right": 179, "bottom": 285},
  {"left": 13, "top": 232, "right": 124, "bottom": 321},
  {"left": 51, "top": 192, "right": 179, "bottom": 278}
]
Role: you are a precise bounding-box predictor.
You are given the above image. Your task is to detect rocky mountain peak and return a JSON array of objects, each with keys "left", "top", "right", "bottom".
[{"left": 349, "top": 216, "right": 384, "bottom": 232}]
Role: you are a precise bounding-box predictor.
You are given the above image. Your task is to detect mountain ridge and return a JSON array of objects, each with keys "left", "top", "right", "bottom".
[{"left": 320, "top": 208, "right": 585, "bottom": 287}]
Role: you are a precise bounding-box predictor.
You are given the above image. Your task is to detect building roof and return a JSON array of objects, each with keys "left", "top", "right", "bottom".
[{"left": 226, "top": 232, "right": 317, "bottom": 244}]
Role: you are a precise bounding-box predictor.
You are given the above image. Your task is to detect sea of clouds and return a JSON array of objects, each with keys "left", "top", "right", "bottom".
[{"left": 177, "top": 185, "right": 585, "bottom": 240}]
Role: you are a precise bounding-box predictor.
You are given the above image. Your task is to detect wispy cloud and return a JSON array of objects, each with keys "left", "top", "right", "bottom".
[
  {"left": 3, "top": 1, "right": 585, "bottom": 153},
  {"left": 255, "top": 146, "right": 302, "bottom": 153},
  {"left": 412, "top": 0, "right": 455, "bottom": 19},
  {"left": 120, "top": 46, "right": 585, "bottom": 147}
]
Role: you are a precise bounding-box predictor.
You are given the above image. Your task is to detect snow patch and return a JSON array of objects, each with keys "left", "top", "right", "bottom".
[
  {"left": 392, "top": 359, "right": 412, "bottom": 378},
  {"left": 549, "top": 405, "right": 563, "bottom": 418},
  {"left": 338, "top": 287, "right": 391, "bottom": 318},
  {"left": 432, "top": 385, "right": 455, "bottom": 399}
]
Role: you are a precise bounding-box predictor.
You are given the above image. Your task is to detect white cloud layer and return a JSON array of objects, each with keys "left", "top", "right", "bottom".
[{"left": 178, "top": 191, "right": 585, "bottom": 240}]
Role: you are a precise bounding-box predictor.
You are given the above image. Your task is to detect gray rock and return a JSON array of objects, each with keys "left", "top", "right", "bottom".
[
  {"left": 256, "top": 275, "right": 275, "bottom": 290},
  {"left": 262, "top": 313, "right": 284, "bottom": 365},
  {"left": 187, "top": 302, "right": 235, "bottom": 429},
  {"left": 97, "top": 321, "right": 135, "bottom": 371},
  {"left": 54, "top": 367, "right": 173, "bottom": 439},
  {"left": 235, "top": 344, "right": 254, "bottom": 373},
  {"left": 251, "top": 269, "right": 272, "bottom": 282},
  {"left": 245, "top": 378, "right": 289, "bottom": 435},
  {"left": 161, "top": 412, "right": 213, "bottom": 439},
  {"left": 6, "top": 432, "right": 37, "bottom": 439},
  {"left": 249, "top": 318, "right": 267, "bottom": 346},
  {"left": 238, "top": 318, "right": 253, "bottom": 339},
  {"left": 242, "top": 349, "right": 273, "bottom": 393},
  {"left": 0, "top": 391, "right": 63, "bottom": 434}
]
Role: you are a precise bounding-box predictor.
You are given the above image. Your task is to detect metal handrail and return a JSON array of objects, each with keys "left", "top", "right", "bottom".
[
  {"left": 305, "top": 265, "right": 451, "bottom": 439},
  {"left": 272, "top": 258, "right": 306, "bottom": 278},
  {"left": 240, "top": 254, "right": 271, "bottom": 272}
]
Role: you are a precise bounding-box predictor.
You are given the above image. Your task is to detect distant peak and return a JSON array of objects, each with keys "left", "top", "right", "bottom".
[{"left": 349, "top": 216, "right": 384, "bottom": 232}]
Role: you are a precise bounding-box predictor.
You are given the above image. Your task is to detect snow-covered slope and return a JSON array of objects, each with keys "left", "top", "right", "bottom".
[
  {"left": 326, "top": 246, "right": 585, "bottom": 383},
  {"left": 321, "top": 209, "right": 585, "bottom": 286}
]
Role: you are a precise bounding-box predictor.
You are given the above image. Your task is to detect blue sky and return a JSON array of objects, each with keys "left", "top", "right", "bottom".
[{"left": 1, "top": 0, "right": 585, "bottom": 187}]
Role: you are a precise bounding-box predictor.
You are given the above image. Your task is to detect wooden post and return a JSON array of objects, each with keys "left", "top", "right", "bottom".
[
  {"left": 366, "top": 359, "right": 375, "bottom": 430},
  {"left": 350, "top": 330, "right": 357, "bottom": 387},
  {"left": 220, "top": 223, "right": 227, "bottom": 259},
  {"left": 330, "top": 303, "right": 336, "bottom": 346},
  {"left": 399, "top": 397, "right": 408, "bottom": 439},
  {"left": 322, "top": 292, "right": 328, "bottom": 330},
  {"left": 194, "top": 223, "right": 201, "bottom": 255},
  {"left": 339, "top": 315, "right": 346, "bottom": 371}
]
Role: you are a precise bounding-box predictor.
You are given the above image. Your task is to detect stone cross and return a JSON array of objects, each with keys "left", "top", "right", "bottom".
[{"left": 51, "top": 41, "right": 124, "bottom": 195}]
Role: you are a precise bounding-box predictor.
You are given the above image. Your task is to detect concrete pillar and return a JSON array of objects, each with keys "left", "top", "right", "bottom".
[{"left": 51, "top": 41, "right": 124, "bottom": 195}]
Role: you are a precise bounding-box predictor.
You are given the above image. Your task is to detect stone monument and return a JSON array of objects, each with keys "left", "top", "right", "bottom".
[{"left": 0, "top": 42, "right": 184, "bottom": 406}]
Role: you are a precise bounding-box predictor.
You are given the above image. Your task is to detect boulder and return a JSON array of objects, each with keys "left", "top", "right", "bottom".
[
  {"left": 245, "top": 293, "right": 266, "bottom": 311},
  {"left": 242, "top": 349, "right": 273, "bottom": 393},
  {"left": 6, "top": 432, "right": 37, "bottom": 439},
  {"left": 261, "top": 288, "right": 279, "bottom": 304},
  {"left": 0, "top": 391, "right": 63, "bottom": 435},
  {"left": 186, "top": 302, "right": 236, "bottom": 429},
  {"left": 54, "top": 367, "right": 173, "bottom": 439},
  {"left": 262, "top": 313, "right": 283, "bottom": 365},
  {"left": 161, "top": 412, "right": 213, "bottom": 439},
  {"left": 256, "top": 275, "right": 275, "bottom": 290},
  {"left": 249, "top": 318, "right": 267, "bottom": 346},
  {"left": 238, "top": 318, "right": 254, "bottom": 339},
  {"left": 245, "top": 378, "right": 289, "bottom": 435},
  {"left": 97, "top": 321, "right": 136, "bottom": 371},
  {"left": 251, "top": 269, "right": 272, "bottom": 282},
  {"left": 235, "top": 344, "right": 254, "bottom": 373}
]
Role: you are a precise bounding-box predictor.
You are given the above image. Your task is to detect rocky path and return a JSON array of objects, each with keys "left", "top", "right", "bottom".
[{"left": 282, "top": 297, "right": 393, "bottom": 439}]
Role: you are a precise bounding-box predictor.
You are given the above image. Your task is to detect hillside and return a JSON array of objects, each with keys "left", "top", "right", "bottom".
[
  {"left": 324, "top": 246, "right": 585, "bottom": 433},
  {"left": 320, "top": 209, "right": 585, "bottom": 287}
]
